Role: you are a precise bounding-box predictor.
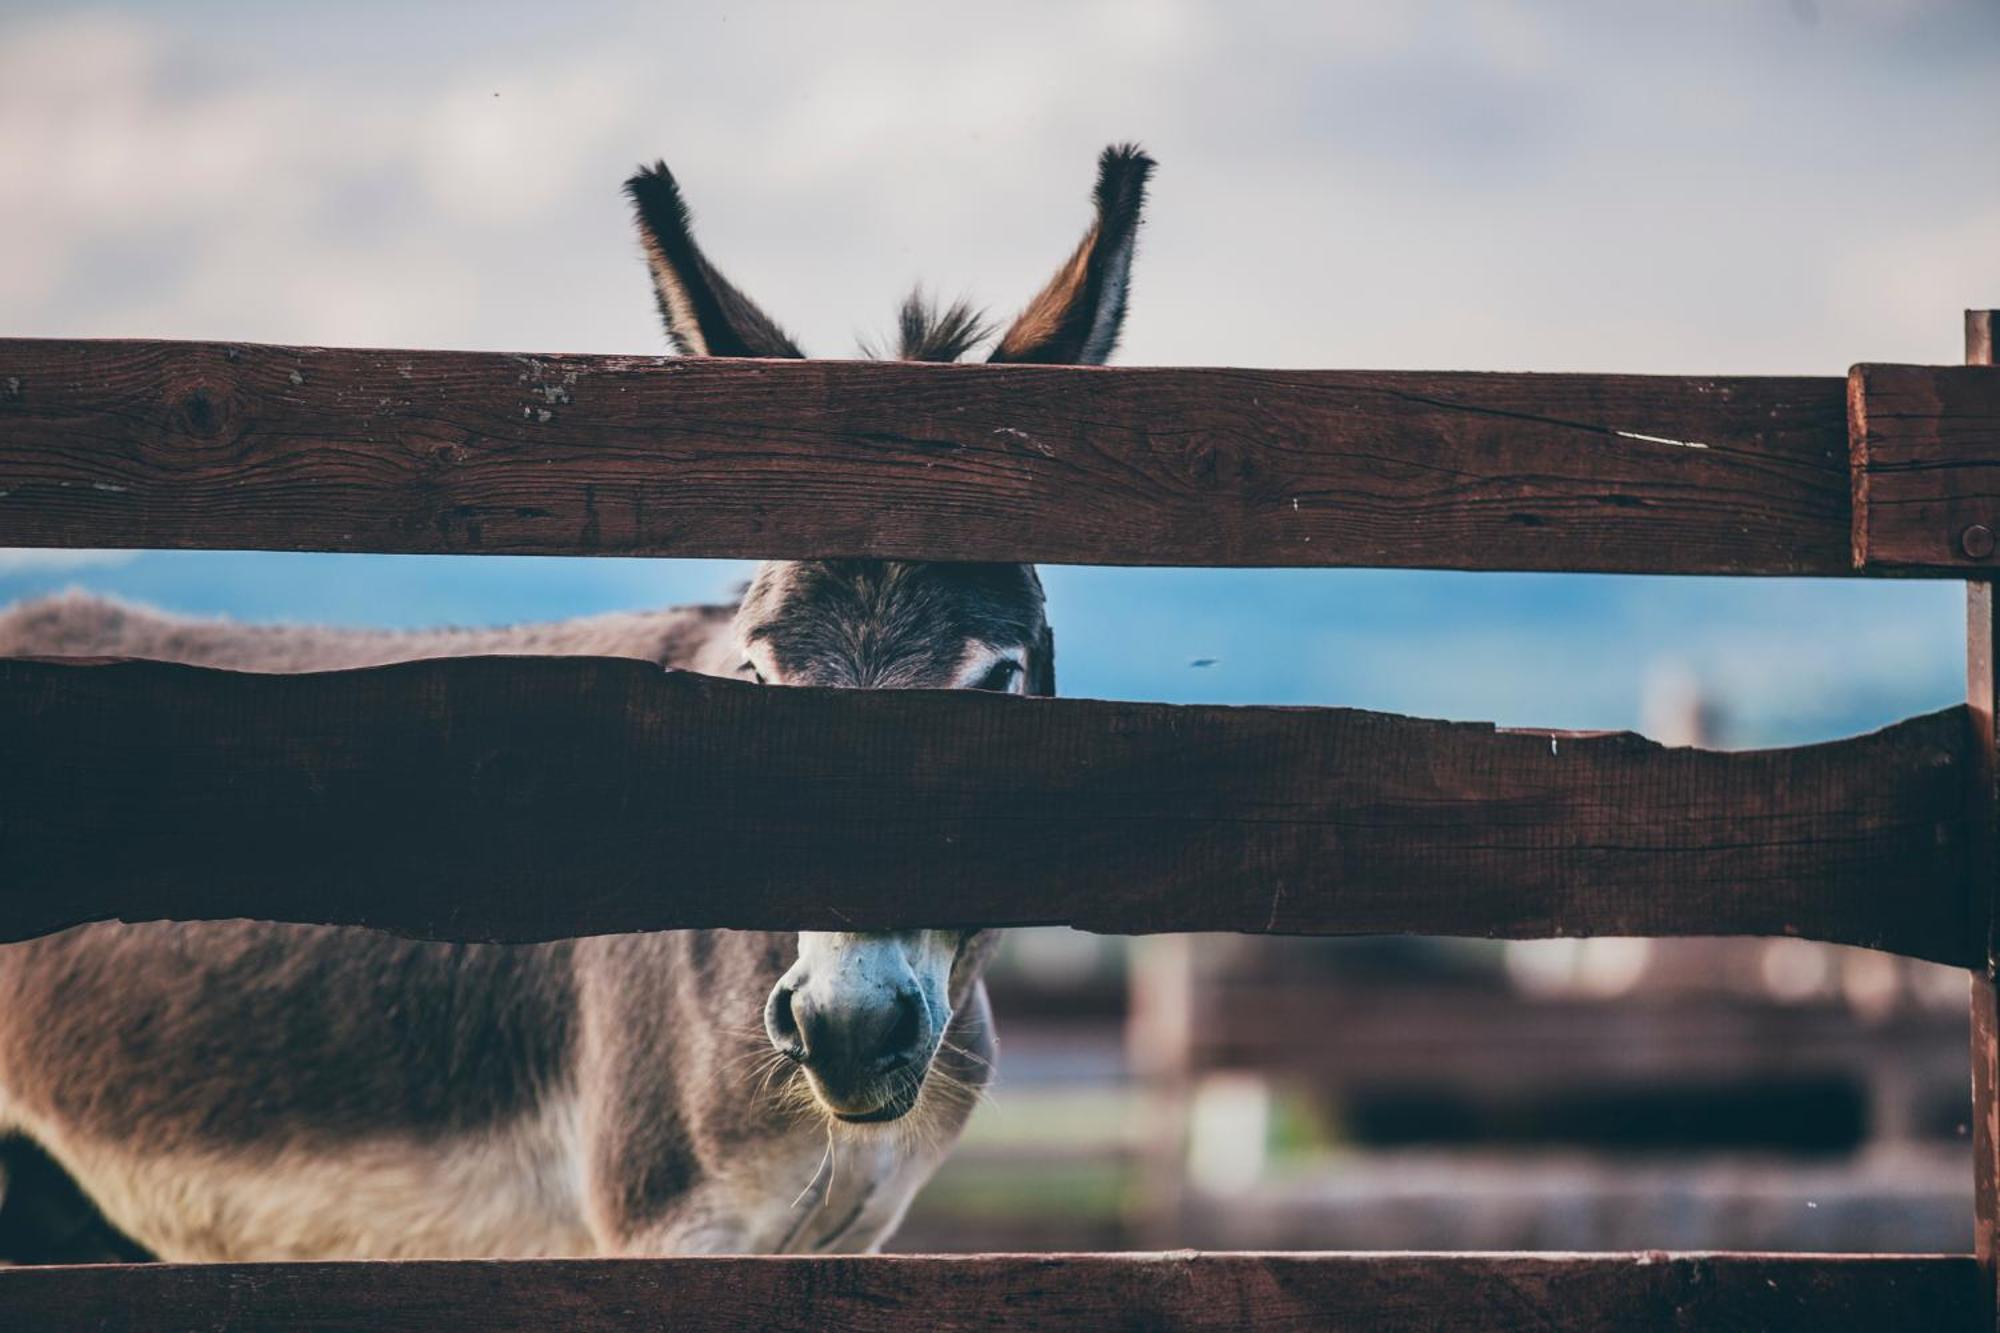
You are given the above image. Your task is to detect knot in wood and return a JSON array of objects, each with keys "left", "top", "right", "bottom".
[
  {"left": 179, "top": 387, "right": 223, "bottom": 439},
  {"left": 1183, "top": 436, "right": 1255, "bottom": 489},
  {"left": 1963, "top": 524, "right": 1995, "bottom": 560}
]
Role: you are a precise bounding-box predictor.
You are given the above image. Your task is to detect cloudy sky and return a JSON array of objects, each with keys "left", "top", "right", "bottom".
[{"left": 4, "top": 1, "right": 1997, "bottom": 742}]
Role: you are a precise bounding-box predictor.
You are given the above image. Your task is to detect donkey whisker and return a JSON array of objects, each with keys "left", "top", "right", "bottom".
[
  {"left": 940, "top": 1037, "right": 996, "bottom": 1073},
  {"left": 791, "top": 1132, "right": 834, "bottom": 1211}
]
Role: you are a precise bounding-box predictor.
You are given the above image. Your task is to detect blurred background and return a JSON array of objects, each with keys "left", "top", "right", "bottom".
[{"left": 4, "top": 0, "right": 1999, "bottom": 1252}]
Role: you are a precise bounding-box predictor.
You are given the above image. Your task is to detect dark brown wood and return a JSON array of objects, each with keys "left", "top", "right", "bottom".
[
  {"left": 0, "top": 338, "right": 1855, "bottom": 574},
  {"left": 1964, "top": 311, "right": 2000, "bottom": 1332},
  {"left": 0, "top": 656, "right": 1975, "bottom": 962},
  {"left": 0, "top": 1253, "right": 1975, "bottom": 1332},
  {"left": 1852, "top": 357, "right": 2000, "bottom": 572},
  {"left": 1970, "top": 586, "right": 1996, "bottom": 1331}
]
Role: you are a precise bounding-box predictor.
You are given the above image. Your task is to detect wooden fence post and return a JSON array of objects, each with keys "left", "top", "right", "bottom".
[
  {"left": 1126, "top": 934, "right": 1196, "bottom": 1246},
  {"left": 1967, "top": 308, "right": 1998, "bottom": 1331}
]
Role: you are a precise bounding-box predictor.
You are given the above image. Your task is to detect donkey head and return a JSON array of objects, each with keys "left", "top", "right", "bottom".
[{"left": 625, "top": 145, "right": 1152, "bottom": 1124}]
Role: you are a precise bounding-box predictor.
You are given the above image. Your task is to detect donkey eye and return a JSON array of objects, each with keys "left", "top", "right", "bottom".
[
  {"left": 972, "top": 660, "right": 1021, "bottom": 693},
  {"left": 740, "top": 662, "right": 766, "bottom": 684}
]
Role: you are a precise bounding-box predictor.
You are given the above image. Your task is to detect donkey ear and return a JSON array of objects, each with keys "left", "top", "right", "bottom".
[
  {"left": 624, "top": 161, "right": 804, "bottom": 359},
  {"left": 1027, "top": 624, "right": 1056, "bottom": 698},
  {"left": 988, "top": 144, "right": 1154, "bottom": 366}
]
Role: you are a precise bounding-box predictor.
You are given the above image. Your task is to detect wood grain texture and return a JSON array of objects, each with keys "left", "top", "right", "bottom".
[
  {"left": 1972, "top": 585, "right": 1997, "bottom": 1332},
  {"left": 0, "top": 656, "right": 1974, "bottom": 962},
  {"left": 0, "top": 338, "right": 1855, "bottom": 574},
  {"left": 0, "top": 1253, "right": 1976, "bottom": 1332},
  {"left": 1852, "top": 360, "right": 2000, "bottom": 572},
  {"left": 1962, "top": 313, "right": 1999, "bottom": 1332}
]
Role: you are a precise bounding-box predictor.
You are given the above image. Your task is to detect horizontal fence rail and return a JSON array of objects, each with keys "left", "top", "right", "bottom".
[
  {"left": 0, "top": 1253, "right": 1974, "bottom": 1332},
  {"left": 0, "top": 337, "right": 1866, "bottom": 575},
  {"left": 0, "top": 656, "right": 1973, "bottom": 963},
  {"left": 1851, "top": 362, "right": 2000, "bottom": 573}
]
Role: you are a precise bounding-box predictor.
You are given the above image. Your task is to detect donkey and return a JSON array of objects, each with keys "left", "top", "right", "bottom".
[{"left": 0, "top": 144, "right": 1153, "bottom": 1261}]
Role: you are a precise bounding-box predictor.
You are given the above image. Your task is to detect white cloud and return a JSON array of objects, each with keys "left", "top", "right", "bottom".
[{"left": 7, "top": 1, "right": 1992, "bottom": 368}]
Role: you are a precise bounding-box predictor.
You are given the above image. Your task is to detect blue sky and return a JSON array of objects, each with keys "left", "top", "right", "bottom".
[
  {"left": 3, "top": 1, "right": 1995, "bottom": 745},
  {"left": 0, "top": 552, "right": 1962, "bottom": 746}
]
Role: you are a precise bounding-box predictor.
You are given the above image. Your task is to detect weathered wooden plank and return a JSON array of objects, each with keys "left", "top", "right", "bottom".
[
  {"left": 1961, "top": 312, "right": 2000, "bottom": 1332},
  {"left": 0, "top": 338, "right": 1854, "bottom": 574},
  {"left": 0, "top": 1253, "right": 1975, "bottom": 1332},
  {"left": 1969, "top": 582, "right": 1998, "bottom": 1333},
  {"left": 0, "top": 656, "right": 1973, "bottom": 962},
  {"left": 1852, "top": 360, "right": 2000, "bottom": 572}
]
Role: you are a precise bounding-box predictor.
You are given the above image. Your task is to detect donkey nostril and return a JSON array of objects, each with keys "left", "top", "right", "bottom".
[
  {"left": 870, "top": 990, "right": 926, "bottom": 1073},
  {"left": 889, "top": 994, "right": 920, "bottom": 1052},
  {"left": 765, "top": 984, "right": 806, "bottom": 1061}
]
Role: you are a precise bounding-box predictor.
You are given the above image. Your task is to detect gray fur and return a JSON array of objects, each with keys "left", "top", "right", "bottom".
[
  {"left": 0, "top": 590, "right": 741, "bottom": 675},
  {"left": 0, "top": 583, "right": 1023, "bottom": 1261},
  {"left": 736, "top": 562, "right": 1047, "bottom": 689}
]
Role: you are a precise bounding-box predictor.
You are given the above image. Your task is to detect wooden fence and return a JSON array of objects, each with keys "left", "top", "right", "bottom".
[{"left": 0, "top": 313, "right": 1997, "bottom": 1329}]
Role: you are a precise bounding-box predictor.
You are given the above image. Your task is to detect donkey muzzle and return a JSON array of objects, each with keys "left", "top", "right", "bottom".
[{"left": 765, "top": 940, "right": 942, "bottom": 1121}]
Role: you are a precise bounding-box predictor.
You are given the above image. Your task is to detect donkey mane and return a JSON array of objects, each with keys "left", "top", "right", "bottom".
[{"left": 879, "top": 290, "right": 992, "bottom": 364}]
